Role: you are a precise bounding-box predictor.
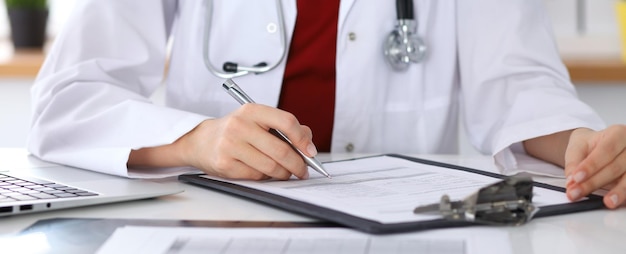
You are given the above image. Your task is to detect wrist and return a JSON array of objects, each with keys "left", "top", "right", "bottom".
[{"left": 523, "top": 129, "right": 575, "bottom": 167}]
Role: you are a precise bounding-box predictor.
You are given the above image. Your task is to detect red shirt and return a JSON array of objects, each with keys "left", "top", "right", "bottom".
[{"left": 278, "top": 0, "right": 340, "bottom": 152}]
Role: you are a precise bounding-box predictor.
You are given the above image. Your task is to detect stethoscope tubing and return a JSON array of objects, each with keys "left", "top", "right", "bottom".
[
  {"left": 396, "top": 0, "right": 414, "bottom": 19},
  {"left": 202, "top": 0, "right": 425, "bottom": 78},
  {"left": 202, "top": 0, "right": 288, "bottom": 79}
]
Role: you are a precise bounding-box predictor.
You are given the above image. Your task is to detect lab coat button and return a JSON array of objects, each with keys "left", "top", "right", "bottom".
[
  {"left": 348, "top": 32, "right": 356, "bottom": 41},
  {"left": 267, "top": 23, "right": 277, "bottom": 33},
  {"left": 345, "top": 143, "right": 354, "bottom": 152}
]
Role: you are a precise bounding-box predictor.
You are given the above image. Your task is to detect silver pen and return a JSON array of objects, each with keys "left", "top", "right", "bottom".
[{"left": 222, "top": 79, "right": 331, "bottom": 179}]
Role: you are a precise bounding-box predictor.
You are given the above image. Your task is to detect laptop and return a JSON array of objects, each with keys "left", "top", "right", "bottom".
[{"left": 0, "top": 163, "right": 183, "bottom": 217}]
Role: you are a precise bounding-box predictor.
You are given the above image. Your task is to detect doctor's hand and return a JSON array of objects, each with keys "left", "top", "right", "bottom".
[
  {"left": 128, "top": 104, "right": 315, "bottom": 180},
  {"left": 564, "top": 125, "right": 626, "bottom": 209}
]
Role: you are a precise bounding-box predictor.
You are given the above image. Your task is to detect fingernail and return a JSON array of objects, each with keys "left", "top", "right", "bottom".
[
  {"left": 566, "top": 175, "right": 573, "bottom": 186},
  {"left": 303, "top": 170, "right": 310, "bottom": 180},
  {"left": 307, "top": 143, "right": 318, "bottom": 157},
  {"left": 610, "top": 194, "right": 619, "bottom": 207},
  {"left": 573, "top": 171, "right": 586, "bottom": 183},
  {"left": 570, "top": 188, "right": 581, "bottom": 200}
]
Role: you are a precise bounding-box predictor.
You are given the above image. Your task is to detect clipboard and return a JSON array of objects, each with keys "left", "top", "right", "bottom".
[{"left": 178, "top": 154, "right": 605, "bottom": 234}]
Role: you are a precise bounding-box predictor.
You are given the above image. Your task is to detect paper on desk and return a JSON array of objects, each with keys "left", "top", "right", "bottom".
[
  {"left": 202, "top": 156, "right": 571, "bottom": 224},
  {"left": 96, "top": 226, "right": 512, "bottom": 254}
]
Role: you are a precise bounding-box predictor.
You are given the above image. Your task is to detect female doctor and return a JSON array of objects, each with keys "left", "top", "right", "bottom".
[{"left": 29, "top": 0, "right": 626, "bottom": 209}]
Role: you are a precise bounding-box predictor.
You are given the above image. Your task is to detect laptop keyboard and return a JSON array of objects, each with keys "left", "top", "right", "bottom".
[{"left": 0, "top": 173, "right": 98, "bottom": 203}]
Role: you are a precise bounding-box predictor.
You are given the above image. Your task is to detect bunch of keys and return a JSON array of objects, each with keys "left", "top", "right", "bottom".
[{"left": 413, "top": 176, "right": 538, "bottom": 226}]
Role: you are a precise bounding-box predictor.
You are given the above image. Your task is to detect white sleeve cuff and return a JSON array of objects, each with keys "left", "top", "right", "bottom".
[{"left": 494, "top": 142, "right": 566, "bottom": 178}]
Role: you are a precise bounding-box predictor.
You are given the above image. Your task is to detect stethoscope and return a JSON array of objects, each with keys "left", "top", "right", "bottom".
[
  {"left": 202, "top": 0, "right": 427, "bottom": 79},
  {"left": 383, "top": 0, "right": 427, "bottom": 71}
]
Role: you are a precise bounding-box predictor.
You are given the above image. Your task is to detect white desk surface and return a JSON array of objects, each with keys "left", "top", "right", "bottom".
[{"left": 1, "top": 148, "right": 626, "bottom": 254}]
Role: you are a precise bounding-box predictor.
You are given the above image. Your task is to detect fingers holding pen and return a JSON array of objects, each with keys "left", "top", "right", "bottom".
[
  {"left": 223, "top": 79, "right": 318, "bottom": 159},
  {"left": 241, "top": 104, "right": 312, "bottom": 179},
  {"left": 253, "top": 105, "right": 317, "bottom": 158},
  {"left": 202, "top": 104, "right": 311, "bottom": 180},
  {"left": 179, "top": 117, "right": 270, "bottom": 180},
  {"left": 211, "top": 117, "right": 295, "bottom": 180},
  {"left": 221, "top": 79, "right": 329, "bottom": 179},
  {"left": 183, "top": 103, "right": 315, "bottom": 181}
]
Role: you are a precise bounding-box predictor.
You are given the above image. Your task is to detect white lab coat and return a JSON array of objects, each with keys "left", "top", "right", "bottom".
[{"left": 28, "top": 0, "right": 605, "bottom": 178}]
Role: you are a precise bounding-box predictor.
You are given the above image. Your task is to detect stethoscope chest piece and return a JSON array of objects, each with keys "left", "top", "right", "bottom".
[{"left": 383, "top": 19, "right": 427, "bottom": 71}]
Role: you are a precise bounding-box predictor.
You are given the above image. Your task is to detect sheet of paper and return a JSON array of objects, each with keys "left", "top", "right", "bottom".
[
  {"left": 96, "top": 226, "right": 512, "bottom": 254},
  {"left": 201, "top": 156, "right": 570, "bottom": 223}
]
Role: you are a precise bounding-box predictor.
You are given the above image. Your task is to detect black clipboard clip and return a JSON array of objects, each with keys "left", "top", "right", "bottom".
[{"left": 413, "top": 176, "right": 538, "bottom": 226}]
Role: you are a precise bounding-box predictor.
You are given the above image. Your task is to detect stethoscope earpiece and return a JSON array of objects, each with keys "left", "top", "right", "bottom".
[
  {"left": 223, "top": 62, "right": 269, "bottom": 73},
  {"left": 223, "top": 62, "right": 238, "bottom": 73}
]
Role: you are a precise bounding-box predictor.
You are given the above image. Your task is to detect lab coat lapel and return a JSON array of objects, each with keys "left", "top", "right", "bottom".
[{"left": 338, "top": 0, "right": 357, "bottom": 31}]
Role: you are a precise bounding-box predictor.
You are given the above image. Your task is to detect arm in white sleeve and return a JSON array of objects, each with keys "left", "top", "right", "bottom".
[
  {"left": 28, "top": 0, "right": 207, "bottom": 177},
  {"left": 456, "top": 0, "right": 605, "bottom": 175}
]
